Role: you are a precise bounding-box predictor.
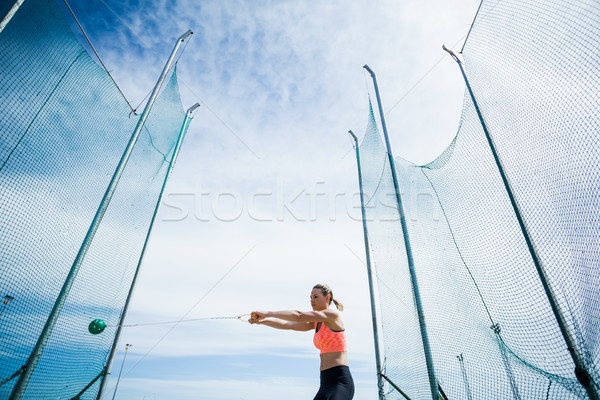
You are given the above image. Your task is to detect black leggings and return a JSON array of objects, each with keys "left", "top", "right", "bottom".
[{"left": 313, "top": 365, "right": 355, "bottom": 400}]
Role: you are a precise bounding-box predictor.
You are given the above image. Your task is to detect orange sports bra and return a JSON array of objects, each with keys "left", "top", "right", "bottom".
[{"left": 313, "top": 322, "right": 347, "bottom": 354}]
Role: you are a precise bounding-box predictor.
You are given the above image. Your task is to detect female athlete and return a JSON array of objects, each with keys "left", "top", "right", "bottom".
[{"left": 249, "top": 283, "right": 354, "bottom": 399}]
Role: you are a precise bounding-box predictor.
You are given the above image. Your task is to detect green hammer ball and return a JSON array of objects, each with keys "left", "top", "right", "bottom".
[{"left": 88, "top": 319, "right": 107, "bottom": 335}]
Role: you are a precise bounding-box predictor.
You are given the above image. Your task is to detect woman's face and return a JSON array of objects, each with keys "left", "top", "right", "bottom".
[{"left": 310, "top": 288, "right": 330, "bottom": 311}]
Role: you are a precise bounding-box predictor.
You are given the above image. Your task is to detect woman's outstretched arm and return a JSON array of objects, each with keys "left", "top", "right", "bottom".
[
  {"left": 252, "top": 309, "right": 337, "bottom": 323},
  {"left": 249, "top": 317, "right": 313, "bottom": 331}
]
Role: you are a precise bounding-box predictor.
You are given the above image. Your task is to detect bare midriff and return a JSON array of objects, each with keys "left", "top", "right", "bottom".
[{"left": 319, "top": 351, "right": 348, "bottom": 371}]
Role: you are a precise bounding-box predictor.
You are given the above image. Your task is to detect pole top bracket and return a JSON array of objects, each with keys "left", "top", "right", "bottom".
[
  {"left": 442, "top": 45, "right": 463, "bottom": 65},
  {"left": 363, "top": 64, "right": 375, "bottom": 77}
]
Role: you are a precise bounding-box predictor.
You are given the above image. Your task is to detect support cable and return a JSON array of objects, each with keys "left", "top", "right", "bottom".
[
  {"left": 0, "top": 367, "right": 24, "bottom": 388},
  {"left": 62, "top": 0, "right": 135, "bottom": 113},
  {"left": 460, "top": 0, "right": 484, "bottom": 53},
  {"left": 380, "top": 373, "right": 412, "bottom": 400},
  {"left": 0, "top": 0, "right": 24, "bottom": 34},
  {"left": 70, "top": 368, "right": 106, "bottom": 400}
]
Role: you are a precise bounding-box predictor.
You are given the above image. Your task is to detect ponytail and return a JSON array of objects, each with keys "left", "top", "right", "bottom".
[{"left": 332, "top": 298, "right": 344, "bottom": 311}]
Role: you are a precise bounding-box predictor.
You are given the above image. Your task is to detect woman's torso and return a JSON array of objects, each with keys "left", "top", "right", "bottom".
[
  {"left": 320, "top": 350, "right": 348, "bottom": 371},
  {"left": 314, "top": 321, "right": 348, "bottom": 371}
]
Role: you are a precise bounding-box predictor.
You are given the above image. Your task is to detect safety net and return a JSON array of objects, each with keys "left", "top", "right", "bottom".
[
  {"left": 357, "top": 0, "right": 600, "bottom": 399},
  {"left": 0, "top": 0, "right": 186, "bottom": 398}
]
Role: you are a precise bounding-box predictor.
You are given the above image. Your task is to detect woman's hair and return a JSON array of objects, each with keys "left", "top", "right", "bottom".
[{"left": 313, "top": 283, "right": 344, "bottom": 311}]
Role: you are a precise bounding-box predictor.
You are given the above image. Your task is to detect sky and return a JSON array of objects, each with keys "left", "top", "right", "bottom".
[{"left": 54, "top": 0, "right": 482, "bottom": 398}]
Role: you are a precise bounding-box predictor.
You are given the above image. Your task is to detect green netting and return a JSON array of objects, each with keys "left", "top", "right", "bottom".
[
  {"left": 358, "top": 0, "right": 599, "bottom": 399},
  {"left": 0, "top": 0, "right": 186, "bottom": 398}
]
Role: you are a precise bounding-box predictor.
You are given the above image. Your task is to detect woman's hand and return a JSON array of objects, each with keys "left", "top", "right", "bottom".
[{"left": 248, "top": 311, "right": 266, "bottom": 324}]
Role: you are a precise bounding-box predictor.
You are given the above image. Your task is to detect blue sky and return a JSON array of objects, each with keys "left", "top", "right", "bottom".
[{"left": 54, "top": 0, "right": 481, "bottom": 398}]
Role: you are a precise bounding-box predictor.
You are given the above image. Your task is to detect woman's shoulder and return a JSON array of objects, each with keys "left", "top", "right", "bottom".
[
  {"left": 321, "top": 308, "right": 340, "bottom": 319},
  {"left": 323, "top": 310, "right": 344, "bottom": 331}
]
